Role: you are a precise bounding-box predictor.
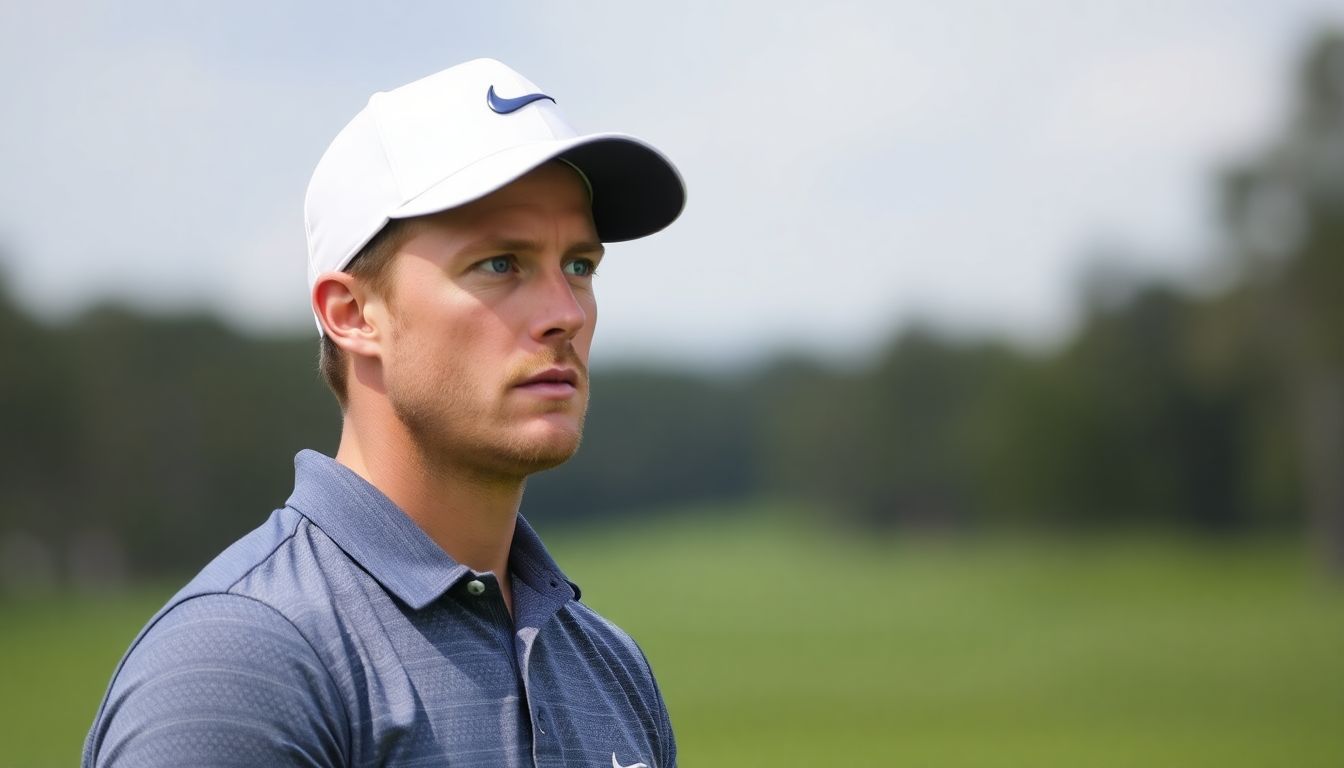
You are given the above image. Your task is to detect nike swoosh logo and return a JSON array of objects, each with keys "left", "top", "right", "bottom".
[
  {"left": 487, "top": 85, "right": 556, "bottom": 114},
  {"left": 611, "top": 753, "right": 648, "bottom": 768}
]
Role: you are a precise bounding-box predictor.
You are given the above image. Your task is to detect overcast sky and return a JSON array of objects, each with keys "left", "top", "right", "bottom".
[{"left": 1, "top": 1, "right": 1339, "bottom": 368}]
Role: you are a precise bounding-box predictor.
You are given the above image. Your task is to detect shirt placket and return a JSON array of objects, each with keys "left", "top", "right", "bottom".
[
  {"left": 510, "top": 572, "right": 570, "bottom": 768},
  {"left": 458, "top": 570, "right": 534, "bottom": 766}
]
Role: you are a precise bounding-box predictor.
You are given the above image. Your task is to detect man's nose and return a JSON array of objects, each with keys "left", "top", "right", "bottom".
[{"left": 528, "top": 268, "right": 588, "bottom": 343}]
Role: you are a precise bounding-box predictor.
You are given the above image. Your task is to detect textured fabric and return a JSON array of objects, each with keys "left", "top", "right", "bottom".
[{"left": 83, "top": 450, "right": 674, "bottom": 767}]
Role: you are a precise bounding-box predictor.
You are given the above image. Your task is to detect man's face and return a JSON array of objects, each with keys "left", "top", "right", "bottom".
[{"left": 371, "top": 161, "right": 602, "bottom": 478}]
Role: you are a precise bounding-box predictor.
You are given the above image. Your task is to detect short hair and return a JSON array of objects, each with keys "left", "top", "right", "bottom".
[{"left": 318, "top": 218, "right": 415, "bottom": 407}]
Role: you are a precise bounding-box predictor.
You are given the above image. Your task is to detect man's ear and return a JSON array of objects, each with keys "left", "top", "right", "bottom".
[{"left": 313, "top": 272, "right": 383, "bottom": 359}]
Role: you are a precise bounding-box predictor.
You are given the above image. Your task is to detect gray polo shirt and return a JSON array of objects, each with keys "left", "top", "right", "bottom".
[{"left": 83, "top": 450, "right": 675, "bottom": 767}]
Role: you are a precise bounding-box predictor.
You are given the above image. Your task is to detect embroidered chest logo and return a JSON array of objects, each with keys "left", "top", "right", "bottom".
[{"left": 611, "top": 753, "right": 648, "bottom": 768}]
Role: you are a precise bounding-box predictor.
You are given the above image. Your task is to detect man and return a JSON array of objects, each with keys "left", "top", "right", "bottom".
[{"left": 83, "top": 59, "right": 685, "bottom": 768}]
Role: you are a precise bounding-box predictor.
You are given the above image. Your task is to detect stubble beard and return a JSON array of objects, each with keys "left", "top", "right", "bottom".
[{"left": 387, "top": 351, "right": 589, "bottom": 483}]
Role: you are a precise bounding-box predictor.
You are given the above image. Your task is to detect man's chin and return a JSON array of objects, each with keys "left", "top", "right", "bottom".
[
  {"left": 511, "top": 423, "right": 583, "bottom": 471},
  {"left": 449, "top": 418, "right": 580, "bottom": 479}
]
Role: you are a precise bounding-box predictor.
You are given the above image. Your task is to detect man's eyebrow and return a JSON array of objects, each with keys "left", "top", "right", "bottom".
[
  {"left": 462, "top": 237, "right": 605, "bottom": 257},
  {"left": 568, "top": 241, "right": 606, "bottom": 258}
]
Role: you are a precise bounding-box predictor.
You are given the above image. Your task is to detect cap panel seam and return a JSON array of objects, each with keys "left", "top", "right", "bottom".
[
  {"left": 392, "top": 139, "right": 560, "bottom": 213},
  {"left": 367, "top": 96, "right": 407, "bottom": 202}
]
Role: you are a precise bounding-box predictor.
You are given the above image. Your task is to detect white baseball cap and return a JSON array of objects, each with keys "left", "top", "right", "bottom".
[{"left": 303, "top": 58, "right": 686, "bottom": 320}]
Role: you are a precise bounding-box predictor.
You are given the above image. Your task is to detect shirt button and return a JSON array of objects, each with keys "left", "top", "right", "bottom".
[{"left": 466, "top": 579, "right": 486, "bottom": 596}]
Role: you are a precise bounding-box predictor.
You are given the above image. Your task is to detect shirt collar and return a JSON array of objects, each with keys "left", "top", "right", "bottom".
[{"left": 283, "top": 450, "right": 579, "bottom": 610}]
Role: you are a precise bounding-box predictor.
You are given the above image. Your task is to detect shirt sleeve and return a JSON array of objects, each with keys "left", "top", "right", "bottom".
[{"left": 86, "top": 593, "right": 348, "bottom": 768}]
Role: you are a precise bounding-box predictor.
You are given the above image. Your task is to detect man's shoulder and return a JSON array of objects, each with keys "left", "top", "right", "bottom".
[
  {"left": 565, "top": 597, "right": 640, "bottom": 643},
  {"left": 83, "top": 507, "right": 352, "bottom": 767},
  {"left": 105, "top": 504, "right": 344, "bottom": 710},
  {"left": 106, "top": 504, "right": 332, "bottom": 696},
  {"left": 171, "top": 505, "right": 307, "bottom": 598},
  {"left": 558, "top": 597, "right": 661, "bottom": 680},
  {"left": 84, "top": 591, "right": 349, "bottom": 767}
]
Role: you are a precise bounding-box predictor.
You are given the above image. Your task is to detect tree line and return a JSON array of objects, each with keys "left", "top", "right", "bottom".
[{"left": 1, "top": 29, "right": 1341, "bottom": 587}]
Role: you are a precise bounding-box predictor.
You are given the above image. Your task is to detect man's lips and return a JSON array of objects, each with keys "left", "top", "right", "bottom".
[
  {"left": 513, "top": 367, "right": 581, "bottom": 397},
  {"left": 516, "top": 367, "right": 579, "bottom": 387}
]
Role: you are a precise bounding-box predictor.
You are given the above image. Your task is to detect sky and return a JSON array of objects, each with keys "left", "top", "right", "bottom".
[{"left": 0, "top": 1, "right": 1340, "bottom": 369}]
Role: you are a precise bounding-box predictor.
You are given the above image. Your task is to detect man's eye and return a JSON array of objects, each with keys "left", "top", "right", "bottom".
[
  {"left": 480, "top": 256, "right": 513, "bottom": 274},
  {"left": 564, "top": 259, "right": 597, "bottom": 278}
]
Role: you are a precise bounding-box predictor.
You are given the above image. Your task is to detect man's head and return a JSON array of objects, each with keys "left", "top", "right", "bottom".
[
  {"left": 314, "top": 161, "right": 600, "bottom": 476},
  {"left": 304, "top": 59, "right": 683, "bottom": 474}
]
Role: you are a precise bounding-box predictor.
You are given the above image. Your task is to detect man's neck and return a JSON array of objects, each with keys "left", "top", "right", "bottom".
[{"left": 334, "top": 405, "right": 521, "bottom": 615}]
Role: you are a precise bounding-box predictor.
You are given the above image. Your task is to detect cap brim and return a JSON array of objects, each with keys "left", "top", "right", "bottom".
[{"left": 390, "top": 132, "right": 685, "bottom": 243}]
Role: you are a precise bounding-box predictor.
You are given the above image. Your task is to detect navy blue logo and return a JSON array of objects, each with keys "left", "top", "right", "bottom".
[{"left": 486, "top": 85, "right": 555, "bottom": 114}]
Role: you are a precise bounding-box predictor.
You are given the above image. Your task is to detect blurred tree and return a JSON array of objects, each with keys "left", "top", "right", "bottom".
[
  {"left": 1221, "top": 29, "right": 1344, "bottom": 570},
  {"left": 0, "top": 272, "right": 75, "bottom": 573},
  {"left": 758, "top": 328, "right": 1013, "bottom": 533},
  {"left": 985, "top": 284, "right": 1257, "bottom": 532}
]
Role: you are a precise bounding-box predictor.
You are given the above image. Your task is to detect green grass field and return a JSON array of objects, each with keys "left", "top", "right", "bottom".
[{"left": 4, "top": 514, "right": 1343, "bottom": 766}]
